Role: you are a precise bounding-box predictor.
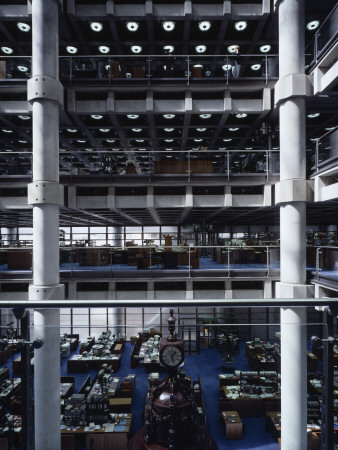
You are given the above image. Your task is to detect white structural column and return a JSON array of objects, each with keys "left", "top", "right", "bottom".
[
  {"left": 27, "top": 1, "right": 64, "bottom": 449},
  {"left": 277, "top": 1, "right": 308, "bottom": 449}
]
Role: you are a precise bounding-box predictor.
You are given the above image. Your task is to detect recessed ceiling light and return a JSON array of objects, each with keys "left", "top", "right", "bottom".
[
  {"left": 325, "top": 127, "right": 335, "bottom": 131},
  {"left": 245, "top": 147, "right": 253, "bottom": 150},
  {"left": 1, "top": 46, "right": 14, "bottom": 55},
  {"left": 251, "top": 64, "right": 262, "bottom": 71},
  {"left": 18, "top": 140, "right": 28, "bottom": 144},
  {"left": 198, "top": 21, "right": 211, "bottom": 31},
  {"left": 228, "top": 45, "right": 240, "bottom": 53},
  {"left": 199, "top": 114, "right": 212, "bottom": 119},
  {"left": 17, "top": 22, "right": 31, "bottom": 32},
  {"left": 5, "top": 149, "right": 13, "bottom": 152},
  {"left": 127, "top": 114, "right": 139, "bottom": 119},
  {"left": 164, "top": 128, "right": 174, "bottom": 132},
  {"left": 135, "top": 139, "right": 145, "bottom": 143},
  {"left": 260, "top": 44, "right": 271, "bottom": 53},
  {"left": 235, "top": 113, "right": 247, "bottom": 118},
  {"left": 17, "top": 65, "right": 28, "bottom": 72},
  {"left": 99, "top": 128, "right": 110, "bottom": 133},
  {"left": 163, "top": 114, "right": 175, "bottom": 119},
  {"left": 194, "top": 139, "right": 203, "bottom": 142},
  {"left": 165, "top": 148, "right": 173, "bottom": 151},
  {"left": 132, "top": 128, "right": 142, "bottom": 132},
  {"left": 195, "top": 45, "right": 207, "bottom": 53},
  {"left": 234, "top": 21, "right": 247, "bottom": 31},
  {"left": 164, "top": 139, "right": 174, "bottom": 142},
  {"left": 273, "top": 146, "right": 279, "bottom": 149},
  {"left": 106, "top": 139, "right": 115, "bottom": 143},
  {"left": 306, "top": 20, "right": 320, "bottom": 31},
  {"left": 84, "top": 148, "right": 93, "bottom": 151},
  {"left": 163, "top": 45, "right": 174, "bottom": 54},
  {"left": 91, "top": 115, "right": 103, "bottom": 120},
  {"left": 18, "top": 115, "right": 31, "bottom": 120},
  {"left": 126, "top": 22, "right": 139, "bottom": 32},
  {"left": 77, "top": 139, "right": 86, "bottom": 143},
  {"left": 66, "top": 46, "right": 78, "bottom": 54},
  {"left": 307, "top": 113, "right": 320, "bottom": 118},
  {"left": 229, "top": 128, "right": 239, "bottom": 131},
  {"left": 99, "top": 46, "right": 110, "bottom": 54},
  {"left": 2, "top": 129, "right": 13, "bottom": 133},
  {"left": 131, "top": 45, "right": 142, "bottom": 54},
  {"left": 90, "top": 22, "right": 103, "bottom": 32},
  {"left": 223, "top": 138, "right": 232, "bottom": 142},
  {"left": 162, "top": 21, "right": 175, "bottom": 31},
  {"left": 67, "top": 128, "right": 77, "bottom": 133},
  {"left": 197, "top": 128, "right": 207, "bottom": 132},
  {"left": 222, "top": 64, "right": 232, "bottom": 71}
]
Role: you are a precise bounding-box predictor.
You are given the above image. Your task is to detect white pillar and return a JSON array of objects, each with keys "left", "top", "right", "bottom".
[
  {"left": 278, "top": 1, "right": 307, "bottom": 449},
  {"left": 280, "top": 307, "right": 307, "bottom": 449},
  {"left": 28, "top": 1, "right": 63, "bottom": 449}
]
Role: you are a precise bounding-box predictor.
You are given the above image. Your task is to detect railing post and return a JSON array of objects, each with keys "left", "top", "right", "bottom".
[
  {"left": 316, "top": 247, "right": 320, "bottom": 278},
  {"left": 227, "top": 247, "right": 230, "bottom": 277},
  {"left": 266, "top": 245, "right": 270, "bottom": 277},
  {"left": 187, "top": 55, "right": 190, "bottom": 85},
  {"left": 188, "top": 150, "right": 191, "bottom": 182},
  {"left": 314, "top": 32, "right": 318, "bottom": 62},
  {"left": 226, "top": 151, "right": 230, "bottom": 181},
  {"left": 70, "top": 56, "right": 73, "bottom": 82},
  {"left": 266, "top": 150, "right": 269, "bottom": 181}
]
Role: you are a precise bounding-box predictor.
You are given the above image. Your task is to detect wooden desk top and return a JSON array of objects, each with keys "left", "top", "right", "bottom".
[
  {"left": 109, "top": 398, "right": 132, "bottom": 406},
  {"left": 221, "top": 411, "right": 242, "bottom": 424},
  {"left": 61, "top": 414, "right": 132, "bottom": 435}
]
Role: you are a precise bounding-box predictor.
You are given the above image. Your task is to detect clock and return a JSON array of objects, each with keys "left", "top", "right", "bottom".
[
  {"left": 127, "top": 308, "right": 219, "bottom": 450},
  {"left": 158, "top": 309, "right": 184, "bottom": 371},
  {"left": 160, "top": 343, "right": 183, "bottom": 368}
]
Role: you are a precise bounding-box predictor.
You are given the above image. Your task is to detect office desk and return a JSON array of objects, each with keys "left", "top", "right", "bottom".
[
  {"left": 60, "top": 382, "right": 74, "bottom": 399},
  {"left": 13, "top": 355, "right": 34, "bottom": 376},
  {"left": 88, "top": 377, "right": 120, "bottom": 398},
  {"left": 78, "top": 248, "right": 108, "bottom": 266},
  {"left": 220, "top": 411, "right": 243, "bottom": 439},
  {"left": 109, "top": 397, "right": 132, "bottom": 413},
  {"left": 61, "top": 414, "right": 132, "bottom": 450},
  {"left": 307, "top": 351, "right": 319, "bottom": 371},
  {"left": 267, "top": 412, "right": 324, "bottom": 449},
  {"left": 7, "top": 249, "right": 32, "bottom": 270},
  {"left": 221, "top": 387, "right": 280, "bottom": 417},
  {"left": 67, "top": 354, "right": 121, "bottom": 373},
  {"left": 113, "top": 343, "right": 123, "bottom": 355}
]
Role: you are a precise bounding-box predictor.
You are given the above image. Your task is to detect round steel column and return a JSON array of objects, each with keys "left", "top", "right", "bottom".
[
  {"left": 30, "top": 1, "right": 62, "bottom": 449},
  {"left": 278, "top": 1, "right": 307, "bottom": 449}
]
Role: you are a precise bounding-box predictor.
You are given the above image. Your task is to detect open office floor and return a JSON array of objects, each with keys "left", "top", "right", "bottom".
[{"left": 2, "top": 341, "right": 282, "bottom": 450}]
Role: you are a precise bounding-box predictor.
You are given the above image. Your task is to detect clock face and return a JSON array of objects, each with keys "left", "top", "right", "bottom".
[{"left": 160, "top": 345, "right": 183, "bottom": 368}]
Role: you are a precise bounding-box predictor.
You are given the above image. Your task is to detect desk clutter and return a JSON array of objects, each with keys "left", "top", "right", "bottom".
[
  {"left": 67, "top": 331, "right": 125, "bottom": 374},
  {"left": 216, "top": 339, "right": 338, "bottom": 447}
]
